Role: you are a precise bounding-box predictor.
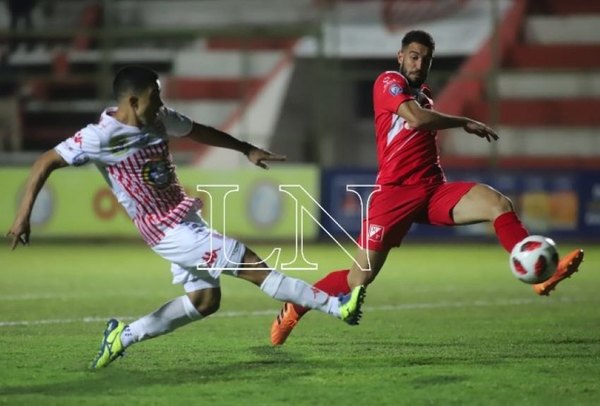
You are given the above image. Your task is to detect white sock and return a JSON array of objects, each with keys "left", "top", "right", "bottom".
[
  {"left": 260, "top": 271, "right": 341, "bottom": 318},
  {"left": 120, "top": 295, "right": 202, "bottom": 348}
]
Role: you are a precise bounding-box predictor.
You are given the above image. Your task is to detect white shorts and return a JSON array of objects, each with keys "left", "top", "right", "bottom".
[{"left": 151, "top": 210, "right": 246, "bottom": 292}]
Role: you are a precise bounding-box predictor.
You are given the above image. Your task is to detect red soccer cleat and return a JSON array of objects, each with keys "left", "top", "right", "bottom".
[{"left": 533, "top": 249, "right": 584, "bottom": 296}]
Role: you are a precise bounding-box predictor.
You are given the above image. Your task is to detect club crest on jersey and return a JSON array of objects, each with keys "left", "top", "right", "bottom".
[
  {"left": 368, "top": 224, "right": 384, "bottom": 242},
  {"left": 141, "top": 158, "right": 173, "bottom": 189}
]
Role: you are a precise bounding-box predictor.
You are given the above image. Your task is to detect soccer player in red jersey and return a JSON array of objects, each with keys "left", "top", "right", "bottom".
[
  {"left": 6, "top": 65, "right": 365, "bottom": 368},
  {"left": 271, "top": 30, "right": 585, "bottom": 345}
]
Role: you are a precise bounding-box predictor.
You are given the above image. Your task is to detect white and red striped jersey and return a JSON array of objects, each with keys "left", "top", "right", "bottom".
[{"left": 55, "top": 106, "right": 199, "bottom": 246}]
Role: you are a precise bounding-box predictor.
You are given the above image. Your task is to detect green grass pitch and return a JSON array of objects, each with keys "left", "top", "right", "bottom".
[{"left": 0, "top": 242, "right": 598, "bottom": 405}]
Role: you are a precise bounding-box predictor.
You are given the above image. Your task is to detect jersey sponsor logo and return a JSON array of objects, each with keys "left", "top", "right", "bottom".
[
  {"left": 368, "top": 224, "right": 384, "bottom": 242},
  {"left": 141, "top": 158, "right": 174, "bottom": 189},
  {"left": 109, "top": 134, "right": 130, "bottom": 156}
]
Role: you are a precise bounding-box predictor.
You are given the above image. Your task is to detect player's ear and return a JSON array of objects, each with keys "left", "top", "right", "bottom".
[
  {"left": 397, "top": 49, "right": 403, "bottom": 65},
  {"left": 129, "top": 95, "right": 139, "bottom": 109}
]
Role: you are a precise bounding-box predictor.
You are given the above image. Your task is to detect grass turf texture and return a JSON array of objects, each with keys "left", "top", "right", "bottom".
[{"left": 0, "top": 243, "right": 598, "bottom": 405}]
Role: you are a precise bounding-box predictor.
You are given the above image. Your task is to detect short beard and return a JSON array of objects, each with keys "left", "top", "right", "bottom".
[{"left": 399, "top": 64, "right": 425, "bottom": 88}]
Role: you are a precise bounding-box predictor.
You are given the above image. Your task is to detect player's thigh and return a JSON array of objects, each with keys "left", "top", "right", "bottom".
[
  {"left": 449, "top": 183, "right": 513, "bottom": 224},
  {"left": 234, "top": 247, "right": 272, "bottom": 286},
  {"left": 422, "top": 182, "right": 476, "bottom": 226},
  {"left": 360, "top": 184, "right": 428, "bottom": 252},
  {"left": 172, "top": 262, "right": 222, "bottom": 292}
]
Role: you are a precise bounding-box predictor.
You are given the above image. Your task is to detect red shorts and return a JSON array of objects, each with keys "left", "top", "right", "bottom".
[{"left": 359, "top": 181, "right": 476, "bottom": 251}]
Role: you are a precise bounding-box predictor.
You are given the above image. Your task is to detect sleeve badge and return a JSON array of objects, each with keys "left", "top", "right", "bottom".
[{"left": 388, "top": 83, "right": 403, "bottom": 96}]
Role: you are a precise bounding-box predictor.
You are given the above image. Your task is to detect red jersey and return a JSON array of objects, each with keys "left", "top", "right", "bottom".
[{"left": 372, "top": 71, "right": 444, "bottom": 185}]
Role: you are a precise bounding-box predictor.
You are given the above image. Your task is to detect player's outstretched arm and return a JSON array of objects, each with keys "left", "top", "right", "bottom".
[
  {"left": 7, "top": 149, "right": 67, "bottom": 250},
  {"left": 187, "top": 122, "right": 286, "bottom": 169},
  {"left": 397, "top": 100, "right": 499, "bottom": 142}
]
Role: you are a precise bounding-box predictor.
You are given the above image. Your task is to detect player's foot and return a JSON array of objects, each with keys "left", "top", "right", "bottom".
[
  {"left": 90, "top": 319, "right": 126, "bottom": 369},
  {"left": 533, "top": 249, "right": 584, "bottom": 296},
  {"left": 270, "top": 302, "right": 301, "bottom": 346},
  {"left": 339, "top": 285, "right": 366, "bottom": 325}
]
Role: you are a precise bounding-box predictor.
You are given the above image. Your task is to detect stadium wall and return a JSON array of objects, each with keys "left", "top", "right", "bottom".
[
  {"left": 0, "top": 166, "right": 319, "bottom": 241},
  {"left": 4, "top": 165, "right": 600, "bottom": 243},
  {"left": 320, "top": 168, "right": 600, "bottom": 242}
]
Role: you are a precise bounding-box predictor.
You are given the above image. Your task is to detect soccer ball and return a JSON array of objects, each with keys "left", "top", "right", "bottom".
[{"left": 509, "top": 235, "right": 559, "bottom": 284}]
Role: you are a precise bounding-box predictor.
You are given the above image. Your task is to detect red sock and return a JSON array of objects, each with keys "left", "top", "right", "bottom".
[
  {"left": 493, "top": 211, "right": 529, "bottom": 253},
  {"left": 293, "top": 269, "right": 350, "bottom": 316}
]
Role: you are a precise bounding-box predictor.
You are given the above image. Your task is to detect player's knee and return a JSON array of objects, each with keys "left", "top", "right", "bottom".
[
  {"left": 237, "top": 248, "right": 271, "bottom": 286},
  {"left": 349, "top": 267, "right": 377, "bottom": 287},
  {"left": 493, "top": 194, "right": 514, "bottom": 217},
  {"left": 195, "top": 296, "right": 220, "bottom": 316},
  {"left": 197, "top": 299, "right": 220, "bottom": 316},
  {"left": 188, "top": 289, "right": 221, "bottom": 316},
  {"left": 241, "top": 247, "right": 266, "bottom": 267}
]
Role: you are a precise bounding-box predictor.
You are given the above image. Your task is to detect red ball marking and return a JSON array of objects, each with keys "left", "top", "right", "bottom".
[
  {"left": 512, "top": 258, "right": 527, "bottom": 275},
  {"left": 534, "top": 256, "right": 547, "bottom": 277},
  {"left": 521, "top": 241, "right": 542, "bottom": 252}
]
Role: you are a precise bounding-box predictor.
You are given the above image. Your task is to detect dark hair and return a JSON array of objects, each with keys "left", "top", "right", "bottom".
[
  {"left": 113, "top": 65, "right": 159, "bottom": 100},
  {"left": 401, "top": 30, "right": 435, "bottom": 53}
]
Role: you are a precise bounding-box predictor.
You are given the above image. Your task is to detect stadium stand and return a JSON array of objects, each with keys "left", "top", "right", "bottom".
[
  {"left": 1, "top": 0, "right": 312, "bottom": 156},
  {"left": 439, "top": 0, "right": 600, "bottom": 168},
  {"left": 2, "top": 0, "right": 598, "bottom": 170}
]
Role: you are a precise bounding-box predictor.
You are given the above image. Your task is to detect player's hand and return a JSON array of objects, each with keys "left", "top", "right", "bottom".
[
  {"left": 464, "top": 120, "right": 499, "bottom": 142},
  {"left": 246, "top": 147, "right": 287, "bottom": 169},
  {"left": 6, "top": 218, "right": 30, "bottom": 250}
]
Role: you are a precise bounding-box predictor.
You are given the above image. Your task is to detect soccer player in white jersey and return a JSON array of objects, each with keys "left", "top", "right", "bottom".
[{"left": 6, "top": 65, "right": 366, "bottom": 368}]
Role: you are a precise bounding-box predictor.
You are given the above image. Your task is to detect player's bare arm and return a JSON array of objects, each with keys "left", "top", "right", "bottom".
[
  {"left": 7, "top": 149, "right": 68, "bottom": 250},
  {"left": 187, "top": 122, "right": 286, "bottom": 169},
  {"left": 397, "top": 100, "right": 499, "bottom": 142}
]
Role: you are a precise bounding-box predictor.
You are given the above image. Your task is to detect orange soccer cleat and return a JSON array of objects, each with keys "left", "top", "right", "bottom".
[
  {"left": 533, "top": 249, "right": 584, "bottom": 296},
  {"left": 270, "top": 302, "right": 301, "bottom": 346}
]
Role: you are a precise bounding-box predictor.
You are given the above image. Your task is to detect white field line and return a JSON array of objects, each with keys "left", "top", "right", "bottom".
[{"left": 0, "top": 297, "right": 580, "bottom": 327}]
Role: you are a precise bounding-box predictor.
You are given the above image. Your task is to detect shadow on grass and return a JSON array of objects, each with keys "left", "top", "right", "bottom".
[
  {"left": 3, "top": 335, "right": 598, "bottom": 399},
  {"left": 0, "top": 346, "right": 310, "bottom": 398}
]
